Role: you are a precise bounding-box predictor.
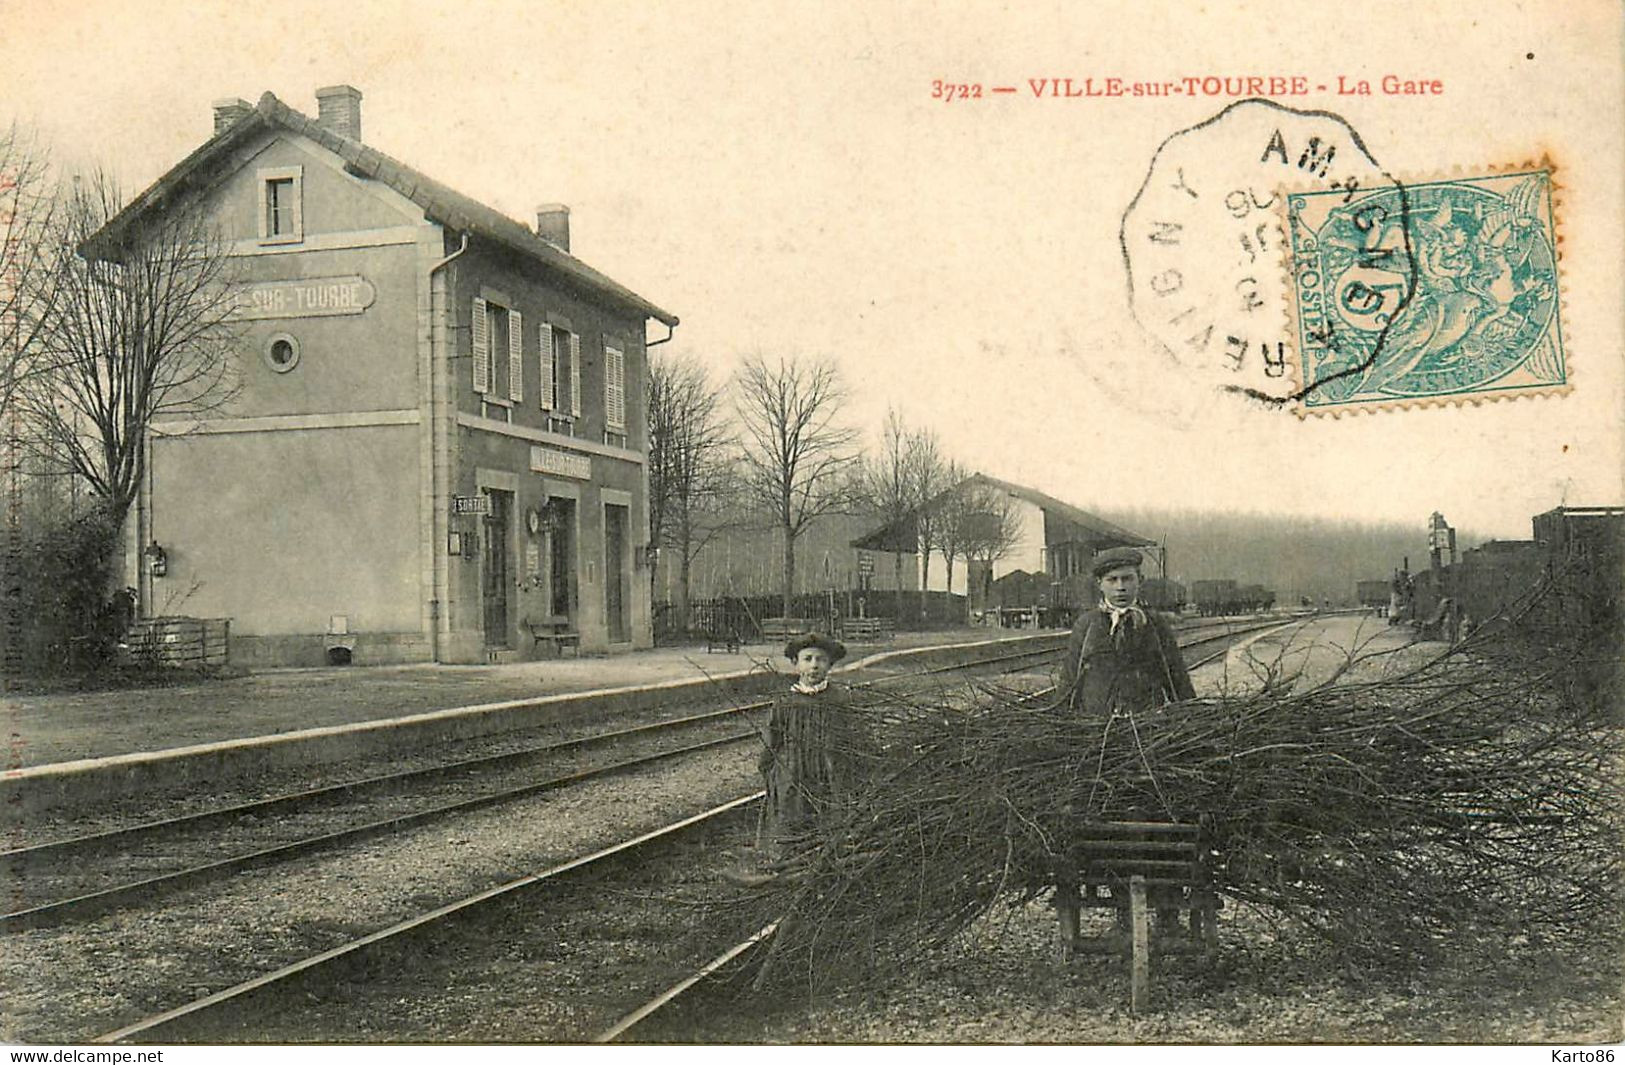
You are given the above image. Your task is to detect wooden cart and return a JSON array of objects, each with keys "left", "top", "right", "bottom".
[{"left": 1054, "top": 819, "right": 1221, "bottom": 1010}]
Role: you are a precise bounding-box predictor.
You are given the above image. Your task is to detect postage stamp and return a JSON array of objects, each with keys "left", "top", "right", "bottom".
[
  {"left": 1285, "top": 167, "right": 1567, "bottom": 414},
  {"left": 1119, "top": 99, "right": 1404, "bottom": 407}
]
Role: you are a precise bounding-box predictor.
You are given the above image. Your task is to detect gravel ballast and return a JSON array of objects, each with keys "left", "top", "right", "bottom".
[{"left": 2, "top": 744, "right": 759, "bottom": 1043}]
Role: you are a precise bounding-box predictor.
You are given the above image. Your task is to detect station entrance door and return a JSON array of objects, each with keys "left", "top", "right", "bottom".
[
  {"left": 481, "top": 490, "right": 512, "bottom": 649},
  {"left": 604, "top": 503, "right": 630, "bottom": 644}
]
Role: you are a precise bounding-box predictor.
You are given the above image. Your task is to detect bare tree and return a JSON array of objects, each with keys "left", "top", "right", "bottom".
[
  {"left": 933, "top": 462, "right": 970, "bottom": 599},
  {"left": 958, "top": 478, "right": 1024, "bottom": 606},
  {"left": 733, "top": 353, "right": 858, "bottom": 619},
  {"left": 0, "top": 122, "right": 59, "bottom": 423},
  {"left": 647, "top": 349, "right": 734, "bottom": 633},
  {"left": 21, "top": 170, "right": 240, "bottom": 525},
  {"left": 857, "top": 407, "right": 915, "bottom": 598},
  {"left": 907, "top": 425, "right": 948, "bottom": 619}
]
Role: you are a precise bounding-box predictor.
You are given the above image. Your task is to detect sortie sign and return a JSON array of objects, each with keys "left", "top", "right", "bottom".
[
  {"left": 235, "top": 276, "right": 377, "bottom": 319},
  {"left": 451, "top": 495, "right": 492, "bottom": 516}
]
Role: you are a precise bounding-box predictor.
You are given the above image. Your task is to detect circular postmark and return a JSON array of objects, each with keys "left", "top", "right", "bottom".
[{"left": 1119, "top": 99, "right": 1412, "bottom": 407}]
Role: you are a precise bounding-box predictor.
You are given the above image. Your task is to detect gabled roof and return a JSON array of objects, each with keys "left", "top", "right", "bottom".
[
  {"left": 973, "top": 474, "right": 1153, "bottom": 546},
  {"left": 850, "top": 472, "right": 1153, "bottom": 552},
  {"left": 83, "top": 92, "right": 678, "bottom": 327}
]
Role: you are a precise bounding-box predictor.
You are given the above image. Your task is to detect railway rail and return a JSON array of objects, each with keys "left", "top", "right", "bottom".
[
  {"left": 91, "top": 793, "right": 766, "bottom": 1044},
  {"left": 1, "top": 709, "right": 763, "bottom": 931},
  {"left": 2, "top": 632, "right": 1066, "bottom": 929}
]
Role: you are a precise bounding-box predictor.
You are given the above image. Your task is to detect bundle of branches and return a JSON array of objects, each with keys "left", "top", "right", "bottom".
[{"left": 734, "top": 617, "right": 1621, "bottom": 995}]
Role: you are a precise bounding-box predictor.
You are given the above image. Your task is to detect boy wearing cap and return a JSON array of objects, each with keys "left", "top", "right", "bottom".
[
  {"left": 1059, "top": 545, "right": 1195, "bottom": 715},
  {"left": 1056, "top": 546, "right": 1195, "bottom": 946}
]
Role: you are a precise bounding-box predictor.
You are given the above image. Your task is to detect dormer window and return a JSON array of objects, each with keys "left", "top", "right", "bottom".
[{"left": 257, "top": 166, "right": 304, "bottom": 244}]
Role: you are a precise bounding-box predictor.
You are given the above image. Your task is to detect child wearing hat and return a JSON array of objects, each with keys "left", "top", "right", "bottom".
[{"left": 757, "top": 631, "right": 863, "bottom": 853}]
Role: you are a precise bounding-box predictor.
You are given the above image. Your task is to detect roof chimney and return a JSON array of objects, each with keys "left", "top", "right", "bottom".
[
  {"left": 314, "top": 84, "right": 363, "bottom": 141},
  {"left": 535, "top": 204, "right": 570, "bottom": 251},
  {"left": 212, "top": 98, "right": 252, "bottom": 135}
]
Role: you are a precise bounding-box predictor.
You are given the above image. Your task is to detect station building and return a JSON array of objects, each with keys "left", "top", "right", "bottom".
[{"left": 90, "top": 87, "right": 678, "bottom": 665}]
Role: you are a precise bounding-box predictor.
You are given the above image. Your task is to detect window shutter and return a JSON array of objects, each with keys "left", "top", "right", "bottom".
[
  {"left": 605, "top": 345, "right": 626, "bottom": 431},
  {"left": 539, "top": 325, "right": 559, "bottom": 408},
  {"left": 539, "top": 325, "right": 556, "bottom": 410},
  {"left": 507, "top": 309, "right": 524, "bottom": 402},
  {"left": 569, "top": 332, "right": 582, "bottom": 418},
  {"left": 471, "top": 297, "right": 489, "bottom": 394}
]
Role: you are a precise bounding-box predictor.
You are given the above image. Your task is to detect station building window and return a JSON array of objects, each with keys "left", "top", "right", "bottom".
[
  {"left": 603, "top": 342, "right": 627, "bottom": 448},
  {"left": 542, "top": 324, "right": 579, "bottom": 436},
  {"left": 472, "top": 296, "right": 524, "bottom": 422},
  {"left": 257, "top": 166, "right": 303, "bottom": 244}
]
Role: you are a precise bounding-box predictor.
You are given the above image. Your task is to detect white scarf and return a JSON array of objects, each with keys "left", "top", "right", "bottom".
[
  {"left": 792, "top": 678, "right": 830, "bottom": 695},
  {"left": 1099, "top": 599, "right": 1147, "bottom": 636}
]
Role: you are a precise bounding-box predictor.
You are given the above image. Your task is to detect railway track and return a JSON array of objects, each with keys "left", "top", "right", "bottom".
[
  {"left": 12, "top": 618, "right": 1309, "bottom": 1043},
  {"left": 1, "top": 707, "right": 763, "bottom": 931},
  {"left": 0, "top": 632, "right": 1090, "bottom": 931},
  {"left": 1180, "top": 615, "right": 1305, "bottom": 668},
  {"left": 91, "top": 793, "right": 767, "bottom": 1044},
  {"left": 4, "top": 617, "right": 1293, "bottom": 933}
]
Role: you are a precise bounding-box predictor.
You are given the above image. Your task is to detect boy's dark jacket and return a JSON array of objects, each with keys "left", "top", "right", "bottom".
[{"left": 1060, "top": 608, "right": 1196, "bottom": 715}]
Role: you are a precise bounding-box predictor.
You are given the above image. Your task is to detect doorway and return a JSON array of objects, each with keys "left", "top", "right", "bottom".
[
  {"left": 547, "top": 496, "right": 576, "bottom": 623},
  {"left": 604, "top": 502, "right": 630, "bottom": 644},
  {"left": 481, "top": 489, "right": 512, "bottom": 649}
]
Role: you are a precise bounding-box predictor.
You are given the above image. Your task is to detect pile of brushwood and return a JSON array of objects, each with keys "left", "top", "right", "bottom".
[{"left": 728, "top": 600, "right": 1621, "bottom": 996}]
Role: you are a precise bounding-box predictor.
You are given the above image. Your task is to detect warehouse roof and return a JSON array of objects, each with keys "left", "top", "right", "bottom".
[{"left": 851, "top": 472, "right": 1153, "bottom": 552}]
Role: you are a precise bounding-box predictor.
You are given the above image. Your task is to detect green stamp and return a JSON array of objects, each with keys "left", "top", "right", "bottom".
[{"left": 1287, "top": 168, "right": 1566, "bottom": 412}]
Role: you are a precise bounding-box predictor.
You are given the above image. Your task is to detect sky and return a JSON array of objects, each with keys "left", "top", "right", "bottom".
[{"left": 1, "top": 0, "right": 1619, "bottom": 541}]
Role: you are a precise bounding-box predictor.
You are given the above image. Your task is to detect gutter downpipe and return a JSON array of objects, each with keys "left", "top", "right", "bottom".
[
  {"left": 637, "top": 317, "right": 675, "bottom": 648},
  {"left": 427, "top": 232, "right": 470, "bottom": 662}
]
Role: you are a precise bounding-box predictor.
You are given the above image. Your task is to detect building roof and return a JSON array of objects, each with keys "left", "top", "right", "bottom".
[
  {"left": 82, "top": 92, "right": 679, "bottom": 327},
  {"left": 850, "top": 472, "right": 1153, "bottom": 552},
  {"left": 1534, "top": 505, "right": 1625, "bottom": 519}
]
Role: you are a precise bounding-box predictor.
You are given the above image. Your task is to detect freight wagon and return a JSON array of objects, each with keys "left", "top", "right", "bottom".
[
  {"left": 988, "top": 570, "right": 1188, "bottom": 628},
  {"left": 1356, "top": 580, "right": 1392, "bottom": 611},
  {"left": 1192, "top": 579, "right": 1276, "bottom": 617}
]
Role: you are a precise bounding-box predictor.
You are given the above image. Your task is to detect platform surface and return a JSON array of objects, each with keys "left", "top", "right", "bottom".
[{"left": 0, "top": 629, "right": 1017, "bottom": 770}]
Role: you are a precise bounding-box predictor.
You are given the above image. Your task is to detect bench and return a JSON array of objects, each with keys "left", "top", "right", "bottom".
[
  {"left": 705, "top": 629, "right": 741, "bottom": 653},
  {"left": 1053, "top": 820, "right": 1220, "bottom": 1011},
  {"left": 523, "top": 616, "right": 581, "bottom": 658},
  {"left": 759, "top": 617, "right": 812, "bottom": 643},
  {"left": 841, "top": 617, "right": 894, "bottom": 642}
]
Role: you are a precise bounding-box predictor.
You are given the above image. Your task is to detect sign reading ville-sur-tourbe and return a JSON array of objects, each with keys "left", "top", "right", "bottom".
[{"left": 235, "top": 276, "right": 377, "bottom": 319}]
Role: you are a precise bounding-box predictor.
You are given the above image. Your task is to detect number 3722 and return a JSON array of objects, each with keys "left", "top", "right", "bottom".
[{"left": 931, "top": 81, "right": 983, "bottom": 102}]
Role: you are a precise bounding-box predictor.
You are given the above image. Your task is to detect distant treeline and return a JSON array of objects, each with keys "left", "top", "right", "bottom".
[{"left": 1096, "top": 507, "right": 1482, "bottom": 607}]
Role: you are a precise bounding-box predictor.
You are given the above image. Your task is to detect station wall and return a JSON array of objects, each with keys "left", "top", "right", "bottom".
[{"left": 147, "top": 423, "right": 424, "bottom": 665}]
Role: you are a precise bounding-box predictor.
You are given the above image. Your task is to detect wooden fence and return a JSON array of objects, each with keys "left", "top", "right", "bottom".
[
  {"left": 656, "top": 591, "right": 967, "bottom": 644},
  {"left": 127, "top": 616, "right": 231, "bottom": 670}
]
